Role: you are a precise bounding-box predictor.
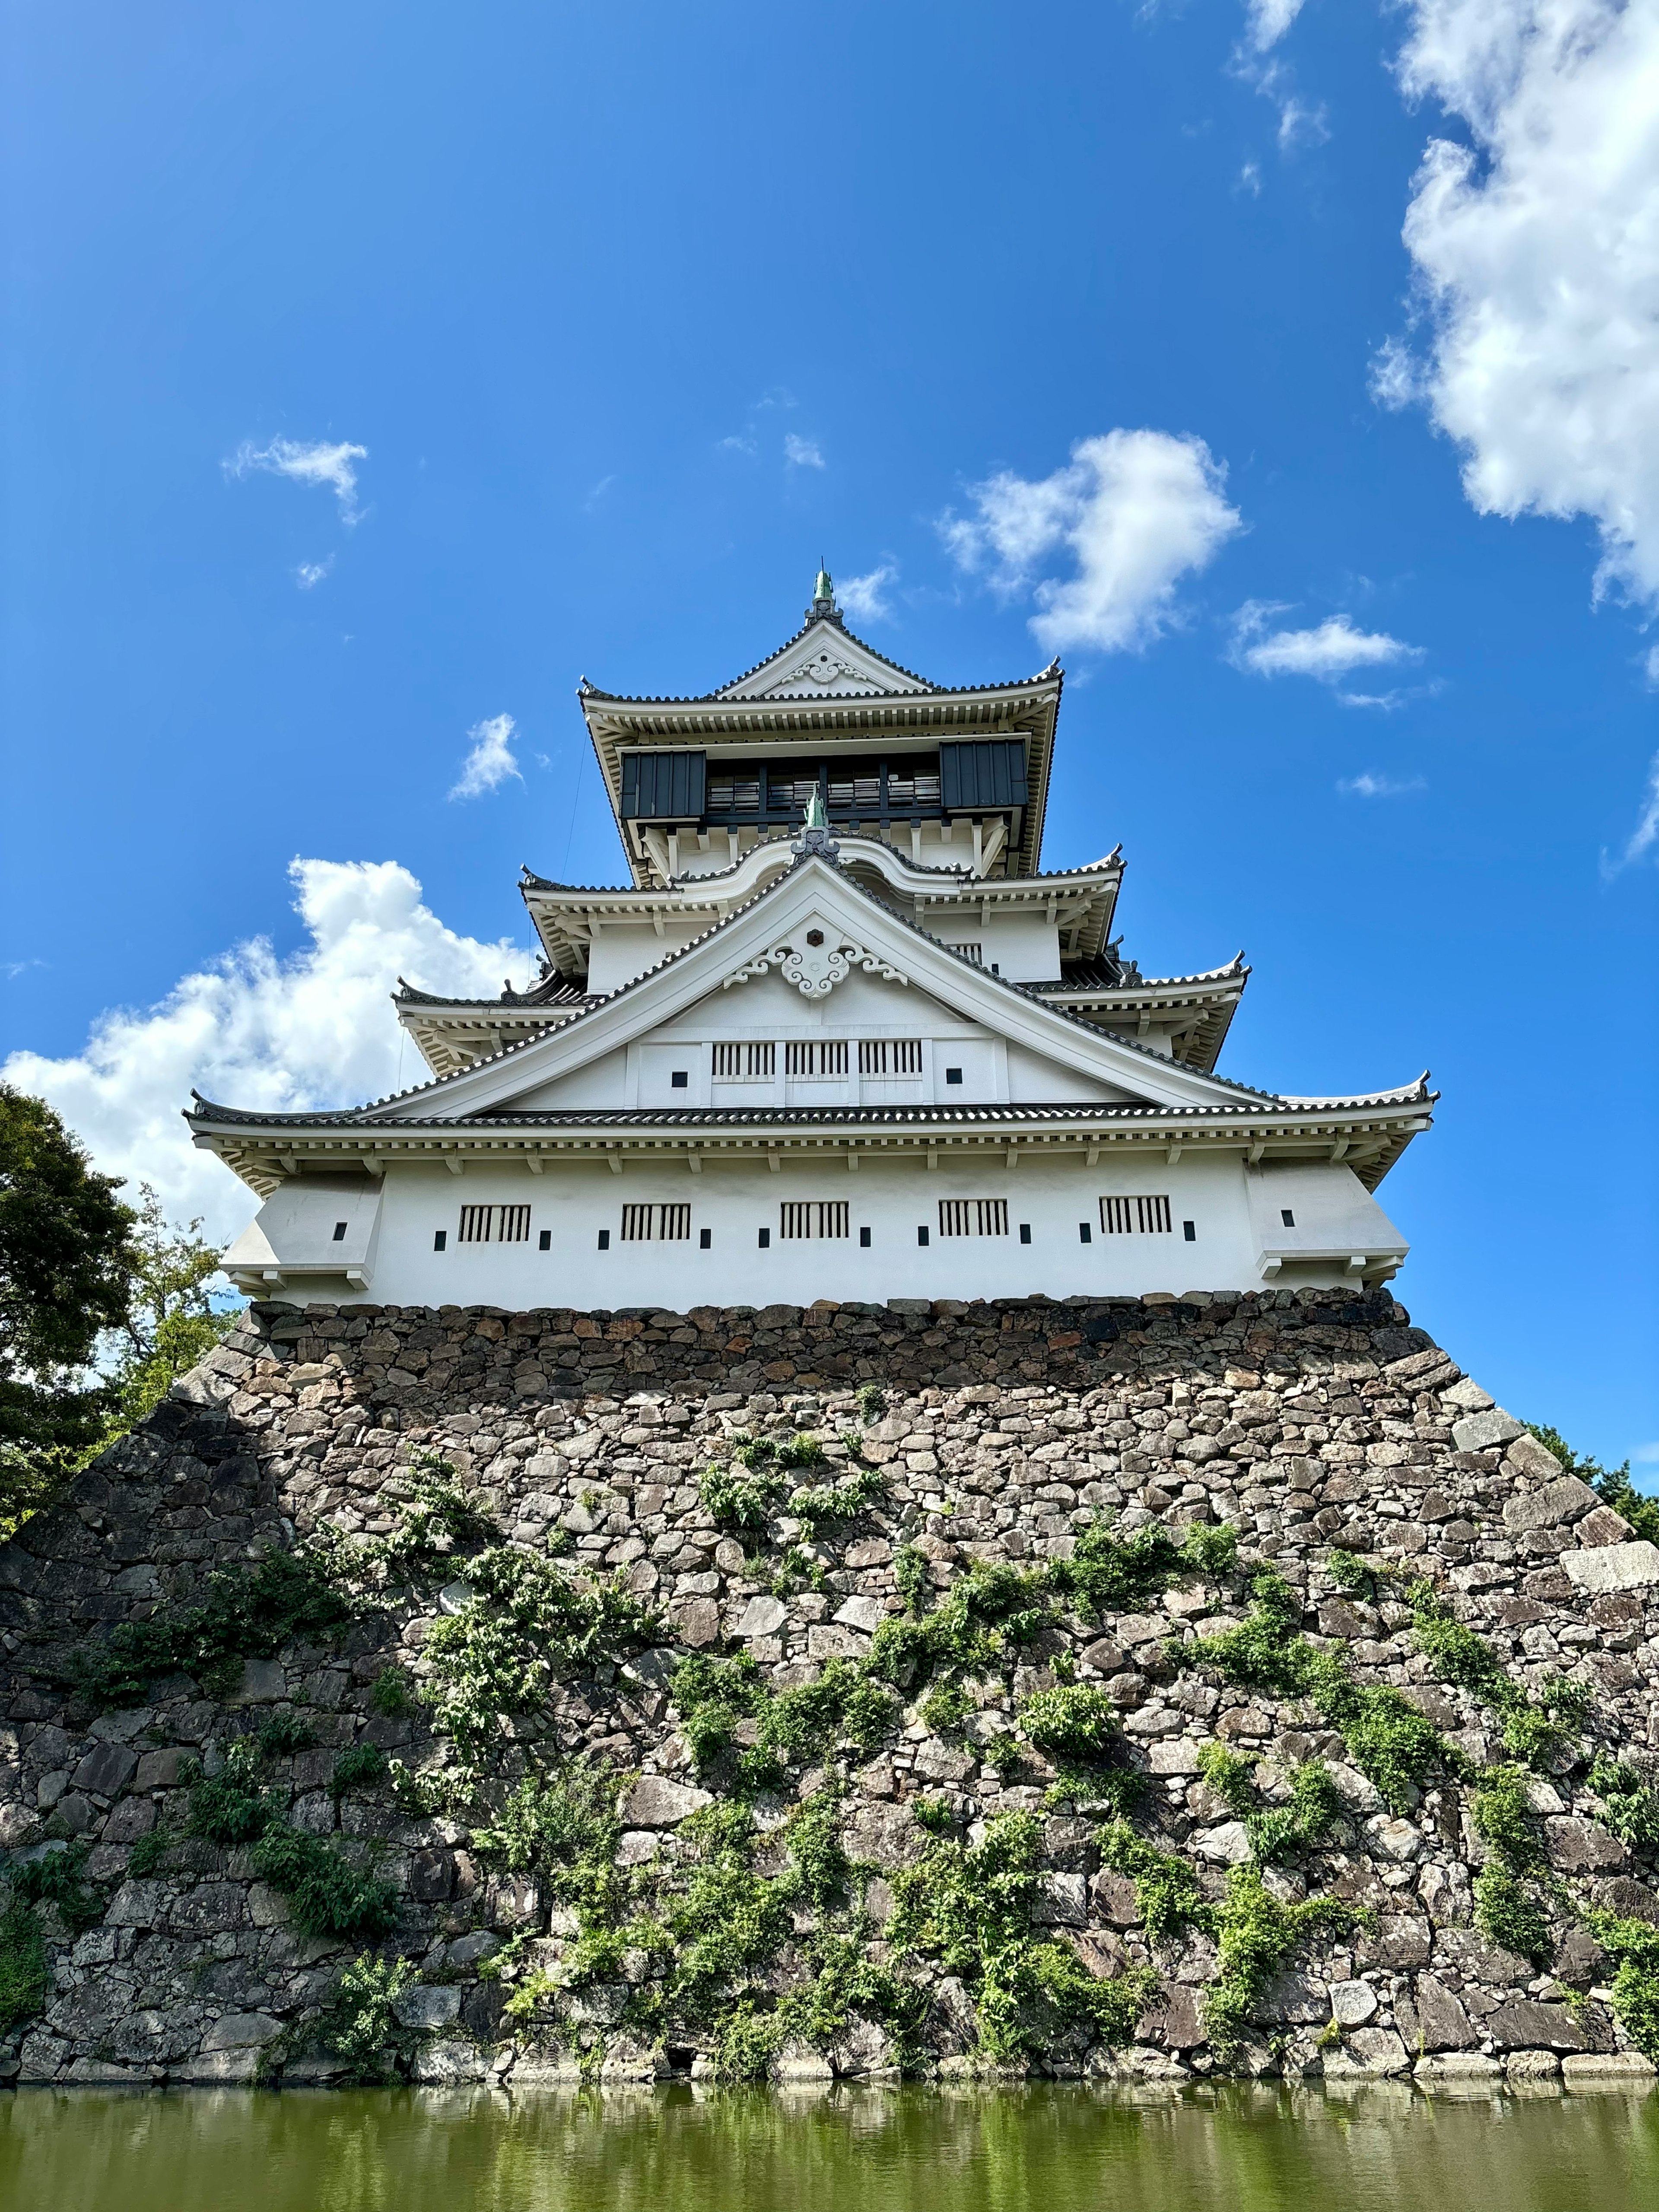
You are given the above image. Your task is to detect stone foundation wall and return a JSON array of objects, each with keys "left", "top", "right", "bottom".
[{"left": 2, "top": 1288, "right": 1657, "bottom": 2091}]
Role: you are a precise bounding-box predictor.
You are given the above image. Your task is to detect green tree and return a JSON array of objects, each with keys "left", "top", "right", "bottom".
[
  {"left": 93, "top": 1183, "right": 238, "bottom": 1444},
  {"left": 0, "top": 1085, "right": 135, "bottom": 1518}
]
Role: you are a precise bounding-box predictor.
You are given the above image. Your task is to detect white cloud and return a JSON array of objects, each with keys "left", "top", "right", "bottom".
[
  {"left": 1338, "top": 771, "right": 1429, "bottom": 796},
  {"left": 1368, "top": 335, "right": 1424, "bottom": 412},
  {"left": 941, "top": 429, "right": 1243, "bottom": 654},
  {"left": 1245, "top": 0, "right": 1306, "bottom": 50},
  {"left": 784, "top": 434, "right": 825, "bottom": 470},
  {"left": 1239, "top": 160, "right": 1263, "bottom": 196},
  {"left": 1601, "top": 750, "right": 1659, "bottom": 874},
  {"left": 718, "top": 435, "right": 757, "bottom": 456},
  {"left": 226, "top": 436, "right": 368, "bottom": 523},
  {"left": 295, "top": 557, "right": 334, "bottom": 590},
  {"left": 1231, "top": 604, "right": 1425, "bottom": 681},
  {"left": 1, "top": 860, "right": 538, "bottom": 1239},
  {"left": 839, "top": 563, "right": 899, "bottom": 621},
  {"left": 448, "top": 712, "right": 521, "bottom": 801},
  {"left": 1385, "top": 1, "right": 1659, "bottom": 610}
]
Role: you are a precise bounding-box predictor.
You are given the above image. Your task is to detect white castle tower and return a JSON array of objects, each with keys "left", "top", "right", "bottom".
[{"left": 194, "top": 570, "right": 1430, "bottom": 1306}]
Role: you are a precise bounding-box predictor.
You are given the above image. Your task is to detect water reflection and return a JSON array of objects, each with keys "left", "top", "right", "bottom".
[{"left": 1, "top": 2080, "right": 1656, "bottom": 2212}]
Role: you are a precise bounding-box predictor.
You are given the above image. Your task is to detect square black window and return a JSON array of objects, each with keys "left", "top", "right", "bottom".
[
  {"left": 699, "top": 1227, "right": 712, "bottom": 1249},
  {"left": 1079, "top": 1222, "right": 1092, "bottom": 1243},
  {"left": 1019, "top": 1223, "right": 1031, "bottom": 1245},
  {"left": 433, "top": 1229, "right": 447, "bottom": 1252},
  {"left": 331, "top": 1220, "right": 348, "bottom": 1242},
  {"left": 538, "top": 1229, "right": 552, "bottom": 1251},
  {"left": 671, "top": 1070, "right": 688, "bottom": 1089},
  {"left": 917, "top": 1225, "right": 930, "bottom": 1246},
  {"left": 758, "top": 1226, "right": 771, "bottom": 1248},
  {"left": 1182, "top": 1220, "right": 1196, "bottom": 1243},
  {"left": 597, "top": 1229, "right": 611, "bottom": 1250},
  {"left": 859, "top": 1225, "right": 871, "bottom": 1248},
  {"left": 1281, "top": 1208, "right": 1296, "bottom": 1228},
  {"left": 945, "top": 1067, "right": 963, "bottom": 1085}
]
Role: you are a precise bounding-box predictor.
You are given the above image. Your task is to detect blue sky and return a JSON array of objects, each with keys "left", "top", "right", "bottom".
[{"left": 3, "top": 1, "right": 1655, "bottom": 1470}]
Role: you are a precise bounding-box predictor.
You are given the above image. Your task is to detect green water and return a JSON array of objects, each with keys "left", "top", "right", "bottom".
[{"left": 2, "top": 2083, "right": 1656, "bottom": 2212}]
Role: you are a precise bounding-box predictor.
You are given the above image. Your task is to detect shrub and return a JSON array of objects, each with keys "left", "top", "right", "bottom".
[
  {"left": 66, "top": 1548, "right": 352, "bottom": 1710},
  {"left": 330, "top": 1743, "right": 390, "bottom": 1800},
  {"left": 257, "top": 1712, "right": 316, "bottom": 1757},
  {"left": 421, "top": 1548, "right": 658, "bottom": 1750},
  {"left": 1048, "top": 1516, "right": 1236, "bottom": 1623},
  {"left": 1474, "top": 1861, "right": 1552, "bottom": 1966},
  {"left": 6, "top": 1841, "right": 104, "bottom": 1934},
  {"left": 1204, "top": 1864, "right": 1356, "bottom": 2052},
  {"left": 0, "top": 1900, "right": 46, "bottom": 2034},
  {"left": 249, "top": 1825, "right": 400, "bottom": 1943},
  {"left": 1196, "top": 1744, "right": 1256, "bottom": 1815},
  {"left": 1246, "top": 1760, "right": 1343, "bottom": 1864},
  {"left": 1590, "top": 1756, "right": 1659, "bottom": 1853},
  {"left": 369, "top": 1667, "right": 415, "bottom": 1718},
  {"left": 1470, "top": 1765, "right": 1548, "bottom": 1873},
  {"left": 698, "top": 1458, "right": 786, "bottom": 1533},
  {"left": 1020, "top": 1685, "right": 1124, "bottom": 1767},
  {"left": 1584, "top": 1913, "right": 1659, "bottom": 2059},
  {"left": 856, "top": 1384, "right": 887, "bottom": 1422},
  {"left": 1098, "top": 1820, "right": 1211, "bottom": 1944},
  {"left": 321, "top": 1954, "right": 415, "bottom": 2084},
  {"left": 892, "top": 1544, "right": 929, "bottom": 1615}
]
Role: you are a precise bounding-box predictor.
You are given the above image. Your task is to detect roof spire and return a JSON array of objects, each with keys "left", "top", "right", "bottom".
[{"left": 807, "top": 559, "right": 839, "bottom": 625}]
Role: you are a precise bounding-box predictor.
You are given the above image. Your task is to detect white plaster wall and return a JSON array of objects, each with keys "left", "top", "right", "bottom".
[
  {"left": 587, "top": 922, "right": 708, "bottom": 995},
  {"left": 242, "top": 1153, "right": 1407, "bottom": 1309}
]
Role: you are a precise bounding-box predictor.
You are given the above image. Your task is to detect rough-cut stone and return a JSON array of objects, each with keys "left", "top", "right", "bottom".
[
  {"left": 1451, "top": 1409, "right": 1524, "bottom": 1452},
  {"left": 392, "top": 1985, "right": 463, "bottom": 2031},
  {"left": 1329, "top": 1980, "right": 1378, "bottom": 2026},
  {"left": 1484, "top": 2002, "right": 1588, "bottom": 2052},
  {"left": 735, "top": 1596, "right": 787, "bottom": 1640},
  {"left": 70, "top": 1741, "right": 137, "bottom": 1798},
  {"left": 620, "top": 1776, "right": 713, "bottom": 1827},
  {"left": 1562, "top": 1542, "right": 1659, "bottom": 1594}
]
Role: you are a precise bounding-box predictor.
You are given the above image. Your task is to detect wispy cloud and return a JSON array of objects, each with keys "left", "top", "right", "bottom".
[
  {"left": 839, "top": 563, "right": 899, "bottom": 621},
  {"left": 1231, "top": 1, "right": 1325, "bottom": 153},
  {"left": 784, "top": 433, "right": 825, "bottom": 470},
  {"left": 296, "top": 557, "right": 334, "bottom": 590},
  {"left": 225, "top": 436, "right": 368, "bottom": 523},
  {"left": 1243, "top": 0, "right": 1305, "bottom": 52},
  {"left": 718, "top": 435, "right": 757, "bottom": 456},
  {"left": 3, "top": 958, "right": 44, "bottom": 981},
  {"left": 1231, "top": 603, "right": 1424, "bottom": 691},
  {"left": 1600, "top": 752, "right": 1659, "bottom": 877},
  {"left": 584, "top": 475, "right": 616, "bottom": 512},
  {"left": 941, "top": 429, "right": 1243, "bottom": 654},
  {"left": 448, "top": 712, "right": 522, "bottom": 801},
  {"left": 1338, "top": 772, "right": 1427, "bottom": 798}
]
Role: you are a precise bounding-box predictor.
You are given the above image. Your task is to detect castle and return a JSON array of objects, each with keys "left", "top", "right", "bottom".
[{"left": 194, "top": 570, "right": 1430, "bottom": 1306}]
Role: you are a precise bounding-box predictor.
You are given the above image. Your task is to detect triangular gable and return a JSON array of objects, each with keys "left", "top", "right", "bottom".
[
  {"left": 372, "top": 855, "right": 1278, "bottom": 1123},
  {"left": 717, "top": 619, "right": 934, "bottom": 700}
]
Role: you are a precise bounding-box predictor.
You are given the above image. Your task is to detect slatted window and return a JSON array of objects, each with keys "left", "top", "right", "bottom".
[
  {"left": 1100, "top": 1195, "right": 1173, "bottom": 1236},
  {"left": 858, "top": 1039, "right": 922, "bottom": 1077},
  {"left": 620, "top": 1204, "right": 692, "bottom": 1242},
  {"left": 946, "top": 941, "right": 983, "bottom": 963},
  {"left": 785, "top": 1040, "right": 848, "bottom": 1078},
  {"left": 779, "top": 1200, "right": 850, "bottom": 1239},
  {"left": 938, "top": 1198, "right": 1008, "bottom": 1237},
  {"left": 458, "top": 1204, "right": 531, "bottom": 1244},
  {"left": 712, "top": 1041, "right": 775, "bottom": 1081}
]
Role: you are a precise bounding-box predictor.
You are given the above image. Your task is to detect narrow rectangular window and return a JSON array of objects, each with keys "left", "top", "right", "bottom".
[
  {"left": 597, "top": 1229, "right": 610, "bottom": 1250},
  {"left": 859, "top": 1225, "right": 871, "bottom": 1247},
  {"left": 331, "top": 1220, "right": 347, "bottom": 1242},
  {"left": 917, "top": 1225, "right": 930, "bottom": 1246},
  {"left": 779, "top": 1200, "right": 850, "bottom": 1239},
  {"left": 858, "top": 1038, "right": 922, "bottom": 1077},
  {"left": 785, "top": 1040, "right": 849, "bottom": 1079},
  {"left": 539, "top": 1229, "right": 552, "bottom": 1251},
  {"left": 1183, "top": 1220, "right": 1196, "bottom": 1243},
  {"left": 433, "top": 1230, "right": 447, "bottom": 1252},
  {"left": 1079, "top": 1222, "right": 1093, "bottom": 1243},
  {"left": 713, "top": 1041, "right": 775, "bottom": 1081},
  {"left": 458, "top": 1204, "right": 531, "bottom": 1244},
  {"left": 1018, "top": 1223, "right": 1031, "bottom": 1245},
  {"left": 1099, "top": 1195, "right": 1173, "bottom": 1236},
  {"left": 1281, "top": 1208, "right": 1296, "bottom": 1228},
  {"left": 699, "top": 1227, "right": 712, "bottom": 1249},
  {"left": 937, "top": 1198, "right": 1007, "bottom": 1236},
  {"left": 758, "top": 1226, "right": 771, "bottom": 1248},
  {"left": 621, "top": 1204, "right": 692, "bottom": 1241}
]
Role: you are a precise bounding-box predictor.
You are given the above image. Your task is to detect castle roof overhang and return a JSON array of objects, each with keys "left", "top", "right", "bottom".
[
  {"left": 578, "top": 613, "right": 1064, "bottom": 884},
  {"left": 518, "top": 836, "right": 1123, "bottom": 976},
  {"left": 186, "top": 1088, "right": 1436, "bottom": 1204},
  {"left": 1033, "top": 957, "right": 1249, "bottom": 1073}
]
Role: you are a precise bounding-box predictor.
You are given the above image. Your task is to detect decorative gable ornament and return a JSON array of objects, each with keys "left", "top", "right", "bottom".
[{"left": 723, "top": 926, "right": 910, "bottom": 999}]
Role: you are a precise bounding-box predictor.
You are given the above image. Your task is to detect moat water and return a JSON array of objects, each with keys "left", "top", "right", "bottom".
[{"left": 2, "top": 2082, "right": 1656, "bottom": 2212}]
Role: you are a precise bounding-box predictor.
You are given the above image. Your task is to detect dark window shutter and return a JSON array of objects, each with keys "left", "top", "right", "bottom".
[
  {"left": 940, "top": 740, "right": 1029, "bottom": 810},
  {"left": 620, "top": 751, "right": 706, "bottom": 819}
]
